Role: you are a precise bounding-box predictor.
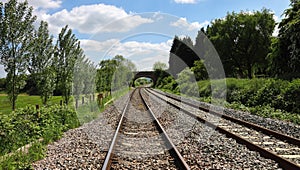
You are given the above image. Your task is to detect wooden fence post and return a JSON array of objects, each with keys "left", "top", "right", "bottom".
[
  {"left": 98, "top": 93, "right": 103, "bottom": 107},
  {"left": 36, "top": 105, "right": 40, "bottom": 118},
  {"left": 75, "top": 99, "right": 78, "bottom": 108}
]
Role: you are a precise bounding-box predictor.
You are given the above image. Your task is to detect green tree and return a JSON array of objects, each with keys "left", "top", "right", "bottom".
[
  {"left": 206, "top": 9, "right": 275, "bottom": 78},
  {"left": 112, "top": 55, "right": 136, "bottom": 90},
  {"left": 28, "top": 21, "right": 55, "bottom": 105},
  {"left": 169, "top": 36, "right": 199, "bottom": 76},
  {"left": 73, "top": 53, "right": 85, "bottom": 106},
  {"left": 0, "top": 0, "right": 36, "bottom": 110},
  {"left": 96, "top": 59, "right": 117, "bottom": 93},
  {"left": 270, "top": 0, "right": 300, "bottom": 78},
  {"left": 153, "top": 61, "right": 167, "bottom": 71},
  {"left": 191, "top": 60, "right": 208, "bottom": 81},
  {"left": 54, "top": 25, "right": 82, "bottom": 105}
]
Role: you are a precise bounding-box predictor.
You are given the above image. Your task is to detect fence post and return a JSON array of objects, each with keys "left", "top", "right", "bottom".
[
  {"left": 82, "top": 96, "right": 84, "bottom": 105},
  {"left": 98, "top": 93, "right": 103, "bottom": 107},
  {"left": 60, "top": 100, "right": 63, "bottom": 106},
  {"left": 36, "top": 104, "right": 40, "bottom": 118},
  {"left": 75, "top": 99, "right": 78, "bottom": 108}
]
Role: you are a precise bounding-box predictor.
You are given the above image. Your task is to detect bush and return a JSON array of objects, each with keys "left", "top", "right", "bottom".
[{"left": 0, "top": 105, "right": 79, "bottom": 156}]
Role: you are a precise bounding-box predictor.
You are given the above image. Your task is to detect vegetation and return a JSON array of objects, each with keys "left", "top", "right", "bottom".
[
  {"left": 158, "top": 2, "right": 300, "bottom": 124},
  {"left": 54, "top": 25, "right": 83, "bottom": 105},
  {"left": 0, "top": 0, "right": 36, "bottom": 110},
  {"left": 0, "top": 105, "right": 79, "bottom": 169},
  {"left": 0, "top": 95, "right": 64, "bottom": 114},
  {"left": 96, "top": 55, "right": 136, "bottom": 93},
  {"left": 28, "top": 21, "right": 55, "bottom": 105},
  {"left": 268, "top": 0, "right": 300, "bottom": 78},
  {"left": 206, "top": 9, "right": 275, "bottom": 78}
]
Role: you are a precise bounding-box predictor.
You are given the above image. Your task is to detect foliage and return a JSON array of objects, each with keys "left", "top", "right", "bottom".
[
  {"left": 28, "top": 21, "right": 56, "bottom": 105},
  {"left": 0, "top": 0, "right": 37, "bottom": 110},
  {"left": 112, "top": 56, "right": 136, "bottom": 90},
  {"left": 73, "top": 54, "right": 96, "bottom": 108},
  {"left": 206, "top": 9, "right": 275, "bottom": 78},
  {"left": 191, "top": 60, "right": 208, "bottom": 81},
  {"left": 97, "top": 55, "right": 136, "bottom": 93},
  {"left": 0, "top": 105, "right": 79, "bottom": 156},
  {"left": 54, "top": 25, "right": 82, "bottom": 105},
  {"left": 0, "top": 77, "right": 6, "bottom": 91},
  {"left": 135, "top": 78, "right": 151, "bottom": 87},
  {"left": 269, "top": 0, "right": 300, "bottom": 78},
  {"left": 0, "top": 95, "right": 65, "bottom": 114},
  {"left": 168, "top": 36, "right": 199, "bottom": 76},
  {"left": 153, "top": 61, "right": 167, "bottom": 71},
  {"left": 155, "top": 76, "right": 300, "bottom": 124}
]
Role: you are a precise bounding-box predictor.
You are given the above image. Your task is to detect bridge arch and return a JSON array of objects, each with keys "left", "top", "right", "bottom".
[{"left": 132, "top": 71, "right": 157, "bottom": 87}]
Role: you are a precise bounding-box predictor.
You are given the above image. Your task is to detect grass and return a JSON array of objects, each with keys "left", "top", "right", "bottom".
[
  {"left": 76, "top": 87, "right": 131, "bottom": 124},
  {"left": 0, "top": 95, "right": 63, "bottom": 114}
]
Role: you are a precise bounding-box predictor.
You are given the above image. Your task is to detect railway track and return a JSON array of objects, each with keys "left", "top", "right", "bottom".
[
  {"left": 102, "top": 88, "right": 190, "bottom": 169},
  {"left": 146, "top": 88, "right": 300, "bottom": 170}
]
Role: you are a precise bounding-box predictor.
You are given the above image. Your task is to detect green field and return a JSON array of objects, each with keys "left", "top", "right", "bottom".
[{"left": 0, "top": 95, "right": 65, "bottom": 114}]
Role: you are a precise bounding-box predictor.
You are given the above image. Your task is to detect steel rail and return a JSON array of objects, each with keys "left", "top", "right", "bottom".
[
  {"left": 102, "top": 88, "right": 190, "bottom": 170},
  {"left": 139, "top": 88, "right": 190, "bottom": 170},
  {"left": 101, "top": 89, "right": 135, "bottom": 170},
  {"left": 146, "top": 88, "right": 300, "bottom": 170},
  {"left": 149, "top": 88, "right": 300, "bottom": 146}
]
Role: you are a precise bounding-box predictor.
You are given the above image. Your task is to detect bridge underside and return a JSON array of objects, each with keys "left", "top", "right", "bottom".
[{"left": 132, "top": 71, "right": 157, "bottom": 87}]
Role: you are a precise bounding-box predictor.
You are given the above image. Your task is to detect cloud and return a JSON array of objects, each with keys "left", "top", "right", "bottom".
[
  {"left": 171, "top": 17, "right": 209, "bottom": 31},
  {"left": 30, "top": 0, "right": 62, "bottom": 9},
  {"left": 272, "top": 15, "right": 280, "bottom": 36},
  {"left": 80, "top": 39, "right": 171, "bottom": 71},
  {"left": 43, "top": 4, "right": 153, "bottom": 35},
  {"left": 1, "top": 0, "right": 62, "bottom": 9},
  {"left": 80, "top": 39, "right": 120, "bottom": 52},
  {"left": 174, "top": 0, "right": 198, "bottom": 4}
]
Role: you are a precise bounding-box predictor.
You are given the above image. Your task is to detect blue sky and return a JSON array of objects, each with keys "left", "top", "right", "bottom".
[{"left": 0, "top": 0, "right": 291, "bottom": 78}]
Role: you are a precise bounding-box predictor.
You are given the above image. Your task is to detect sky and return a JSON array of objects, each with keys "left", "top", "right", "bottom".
[{"left": 0, "top": 0, "right": 291, "bottom": 78}]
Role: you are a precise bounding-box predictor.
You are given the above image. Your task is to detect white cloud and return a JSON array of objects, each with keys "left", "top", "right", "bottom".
[
  {"left": 80, "top": 39, "right": 171, "bottom": 71},
  {"left": 80, "top": 39, "right": 120, "bottom": 52},
  {"left": 171, "top": 17, "right": 209, "bottom": 31},
  {"left": 108, "top": 40, "right": 171, "bottom": 58},
  {"left": 2, "top": 0, "right": 62, "bottom": 9},
  {"left": 272, "top": 15, "right": 280, "bottom": 36},
  {"left": 174, "top": 0, "right": 198, "bottom": 4},
  {"left": 30, "top": 0, "right": 62, "bottom": 9},
  {"left": 43, "top": 4, "right": 153, "bottom": 35}
]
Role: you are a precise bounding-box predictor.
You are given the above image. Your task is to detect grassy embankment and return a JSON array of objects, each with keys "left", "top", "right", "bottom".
[
  {"left": 158, "top": 78, "right": 300, "bottom": 124},
  {"left": 0, "top": 87, "right": 130, "bottom": 169}
]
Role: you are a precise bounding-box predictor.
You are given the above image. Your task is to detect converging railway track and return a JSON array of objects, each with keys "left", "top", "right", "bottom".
[
  {"left": 146, "top": 88, "right": 300, "bottom": 170},
  {"left": 102, "top": 88, "right": 189, "bottom": 169},
  {"left": 33, "top": 87, "right": 299, "bottom": 169}
]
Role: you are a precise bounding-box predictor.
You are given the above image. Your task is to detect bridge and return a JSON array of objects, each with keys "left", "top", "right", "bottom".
[{"left": 132, "top": 71, "right": 157, "bottom": 87}]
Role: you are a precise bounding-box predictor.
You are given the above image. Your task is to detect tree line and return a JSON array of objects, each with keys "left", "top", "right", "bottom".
[
  {"left": 169, "top": 0, "right": 300, "bottom": 80},
  {"left": 0, "top": 0, "right": 89, "bottom": 110}
]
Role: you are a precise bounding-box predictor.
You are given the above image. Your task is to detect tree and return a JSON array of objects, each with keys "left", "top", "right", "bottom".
[
  {"left": 96, "top": 59, "right": 117, "bottom": 93},
  {"left": 270, "top": 0, "right": 300, "bottom": 78},
  {"left": 112, "top": 55, "right": 136, "bottom": 90},
  {"left": 54, "top": 25, "right": 82, "bottom": 105},
  {"left": 28, "top": 21, "right": 55, "bottom": 105},
  {"left": 153, "top": 61, "right": 167, "bottom": 71},
  {"left": 73, "top": 54, "right": 96, "bottom": 107},
  {"left": 169, "top": 36, "right": 199, "bottom": 76},
  {"left": 191, "top": 60, "right": 208, "bottom": 81},
  {"left": 206, "top": 9, "right": 275, "bottom": 78},
  {"left": 0, "top": 0, "right": 36, "bottom": 110}
]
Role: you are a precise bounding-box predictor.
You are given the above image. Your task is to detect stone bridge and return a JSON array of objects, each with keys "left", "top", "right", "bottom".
[{"left": 132, "top": 71, "right": 157, "bottom": 87}]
